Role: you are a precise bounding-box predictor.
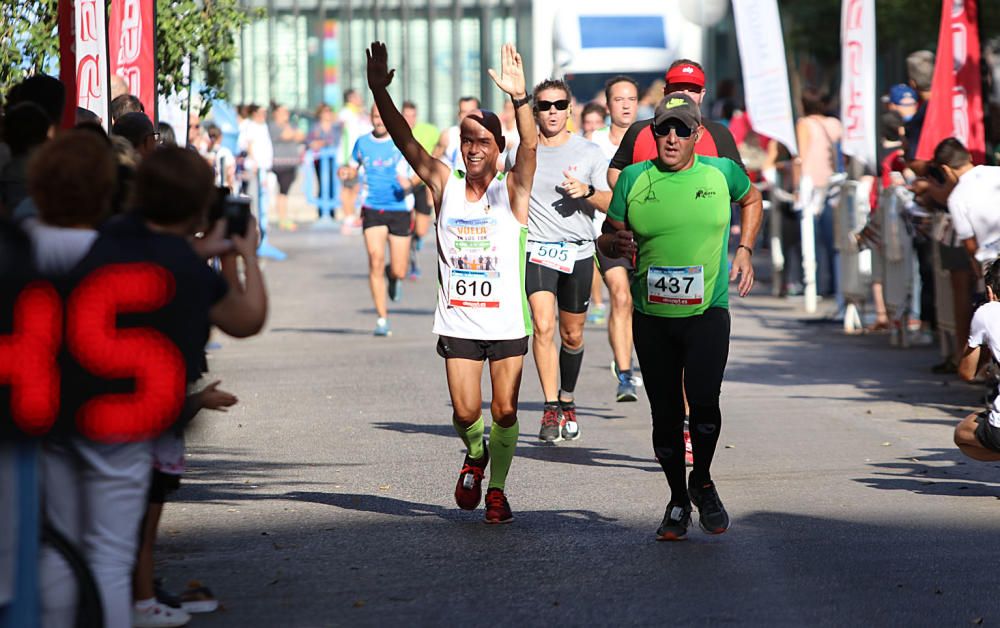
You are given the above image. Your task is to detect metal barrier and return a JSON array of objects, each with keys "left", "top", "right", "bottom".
[
  {"left": 872, "top": 185, "right": 917, "bottom": 346},
  {"left": 301, "top": 148, "right": 341, "bottom": 222},
  {"left": 931, "top": 213, "right": 958, "bottom": 359},
  {"left": 834, "top": 178, "right": 873, "bottom": 332}
]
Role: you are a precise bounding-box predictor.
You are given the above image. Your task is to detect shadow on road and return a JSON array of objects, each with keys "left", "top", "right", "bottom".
[
  {"left": 370, "top": 421, "right": 660, "bottom": 472},
  {"left": 284, "top": 491, "right": 620, "bottom": 525},
  {"left": 856, "top": 447, "right": 1000, "bottom": 498}
]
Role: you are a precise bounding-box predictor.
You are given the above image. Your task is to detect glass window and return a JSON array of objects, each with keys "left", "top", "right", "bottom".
[
  {"left": 431, "top": 18, "right": 453, "bottom": 129},
  {"left": 406, "top": 18, "right": 430, "bottom": 120}
]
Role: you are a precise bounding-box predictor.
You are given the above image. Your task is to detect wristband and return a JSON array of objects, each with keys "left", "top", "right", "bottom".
[
  {"left": 512, "top": 94, "right": 531, "bottom": 109},
  {"left": 584, "top": 184, "right": 595, "bottom": 199},
  {"left": 737, "top": 244, "right": 753, "bottom": 256}
]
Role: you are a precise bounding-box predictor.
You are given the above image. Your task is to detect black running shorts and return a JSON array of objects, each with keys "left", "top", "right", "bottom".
[
  {"left": 436, "top": 335, "right": 529, "bottom": 361},
  {"left": 362, "top": 207, "right": 412, "bottom": 237},
  {"left": 974, "top": 412, "right": 1000, "bottom": 453},
  {"left": 524, "top": 254, "right": 593, "bottom": 314},
  {"left": 273, "top": 167, "right": 298, "bottom": 195}
]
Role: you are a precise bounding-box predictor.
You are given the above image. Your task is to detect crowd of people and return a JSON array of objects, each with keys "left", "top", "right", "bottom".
[{"left": 1, "top": 75, "right": 268, "bottom": 627}]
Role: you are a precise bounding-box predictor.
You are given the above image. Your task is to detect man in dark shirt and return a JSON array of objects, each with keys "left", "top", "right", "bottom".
[{"left": 608, "top": 59, "right": 744, "bottom": 187}]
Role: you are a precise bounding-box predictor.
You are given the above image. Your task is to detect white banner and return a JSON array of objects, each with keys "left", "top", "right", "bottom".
[
  {"left": 840, "top": 0, "right": 877, "bottom": 169},
  {"left": 732, "top": 0, "right": 798, "bottom": 155},
  {"left": 75, "top": 0, "right": 111, "bottom": 129}
]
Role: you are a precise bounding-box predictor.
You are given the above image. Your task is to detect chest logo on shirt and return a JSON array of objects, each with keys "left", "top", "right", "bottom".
[{"left": 695, "top": 187, "right": 717, "bottom": 200}]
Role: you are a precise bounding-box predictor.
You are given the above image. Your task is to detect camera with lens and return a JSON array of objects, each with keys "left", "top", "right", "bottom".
[{"left": 207, "top": 186, "right": 251, "bottom": 238}]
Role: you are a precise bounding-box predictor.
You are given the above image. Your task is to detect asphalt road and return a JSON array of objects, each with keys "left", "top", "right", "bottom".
[{"left": 159, "top": 225, "right": 1000, "bottom": 627}]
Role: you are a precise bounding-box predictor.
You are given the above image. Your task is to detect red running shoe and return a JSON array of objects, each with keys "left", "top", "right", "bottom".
[
  {"left": 454, "top": 447, "right": 489, "bottom": 510},
  {"left": 484, "top": 488, "right": 513, "bottom": 524}
]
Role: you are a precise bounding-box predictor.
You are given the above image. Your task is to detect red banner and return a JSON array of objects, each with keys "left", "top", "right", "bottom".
[
  {"left": 58, "top": 0, "right": 76, "bottom": 129},
  {"left": 109, "top": 0, "right": 156, "bottom": 123},
  {"left": 916, "top": 0, "right": 985, "bottom": 164}
]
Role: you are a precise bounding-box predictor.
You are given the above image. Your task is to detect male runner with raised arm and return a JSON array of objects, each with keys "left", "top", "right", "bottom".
[{"left": 367, "top": 41, "right": 537, "bottom": 523}]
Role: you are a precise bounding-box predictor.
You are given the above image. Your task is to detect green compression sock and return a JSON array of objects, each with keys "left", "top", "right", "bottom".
[
  {"left": 453, "top": 416, "right": 485, "bottom": 460},
  {"left": 488, "top": 420, "right": 519, "bottom": 490}
]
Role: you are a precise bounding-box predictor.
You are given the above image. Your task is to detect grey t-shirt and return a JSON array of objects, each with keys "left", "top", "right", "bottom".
[{"left": 508, "top": 134, "right": 610, "bottom": 259}]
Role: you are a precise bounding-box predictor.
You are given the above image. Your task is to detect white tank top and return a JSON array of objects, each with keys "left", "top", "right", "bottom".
[{"left": 433, "top": 170, "right": 533, "bottom": 340}]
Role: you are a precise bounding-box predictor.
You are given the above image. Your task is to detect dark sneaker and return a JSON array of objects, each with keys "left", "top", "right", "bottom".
[
  {"left": 386, "top": 265, "right": 402, "bottom": 302},
  {"left": 688, "top": 479, "right": 730, "bottom": 534},
  {"left": 538, "top": 403, "right": 563, "bottom": 442},
  {"left": 454, "top": 447, "right": 490, "bottom": 510},
  {"left": 616, "top": 374, "right": 638, "bottom": 402},
  {"left": 656, "top": 501, "right": 692, "bottom": 541},
  {"left": 560, "top": 401, "right": 580, "bottom": 440},
  {"left": 484, "top": 488, "right": 513, "bottom": 524}
]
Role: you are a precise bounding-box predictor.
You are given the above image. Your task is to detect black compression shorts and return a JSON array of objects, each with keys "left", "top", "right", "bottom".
[
  {"left": 362, "top": 207, "right": 412, "bottom": 237},
  {"left": 436, "top": 335, "right": 529, "bottom": 361},
  {"left": 524, "top": 253, "right": 593, "bottom": 314},
  {"left": 975, "top": 412, "right": 1000, "bottom": 453}
]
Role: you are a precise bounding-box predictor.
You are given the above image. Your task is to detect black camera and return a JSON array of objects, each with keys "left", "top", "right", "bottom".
[{"left": 208, "top": 186, "right": 251, "bottom": 238}]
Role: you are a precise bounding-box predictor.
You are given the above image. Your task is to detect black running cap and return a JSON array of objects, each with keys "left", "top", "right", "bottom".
[{"left": 463, "top": 110, "right": 506, "bottom": 153}]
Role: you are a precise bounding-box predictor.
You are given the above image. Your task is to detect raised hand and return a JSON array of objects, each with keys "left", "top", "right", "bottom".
[
  {"left": 366, "top": 41, "right": 395, "bottom": 91},
  {"left": 487, "top": 42, "right": 526, "bottom": 98}
]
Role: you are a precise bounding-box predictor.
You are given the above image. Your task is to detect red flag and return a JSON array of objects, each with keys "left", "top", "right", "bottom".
[
  {"left": 58, "top": 0, "right": 76, "bottom": 129},
  {"left": 916, "top": 0, "right": 985, "bottom": 164},
  {"left": 109, "top": 0, "right": 157, "bottom": 123}
]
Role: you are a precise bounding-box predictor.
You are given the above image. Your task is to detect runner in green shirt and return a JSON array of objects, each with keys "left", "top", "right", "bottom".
[{"left": 598, "top": 93, "right": 762, "bottom": 541}]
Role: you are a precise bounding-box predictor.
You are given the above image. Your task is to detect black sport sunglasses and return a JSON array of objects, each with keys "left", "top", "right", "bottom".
[
  {"left": 651, "top": 121, "right": 694, "bottom": 138},
  {"left": 535, "top": 99, "right": 570, "bottom": 112}
]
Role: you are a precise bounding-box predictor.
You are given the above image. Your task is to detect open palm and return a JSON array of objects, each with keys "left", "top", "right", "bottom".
[
  {"left": 487, "top": 43, "right": 526, "bottom": 97},
  {"left": 366, "top": 41, "right": 395, "bottom": 90}
]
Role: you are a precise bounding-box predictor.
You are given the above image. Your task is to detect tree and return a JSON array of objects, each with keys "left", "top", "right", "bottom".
[{"left": 0, "top": 0, "right": 261, "bottom": 112}]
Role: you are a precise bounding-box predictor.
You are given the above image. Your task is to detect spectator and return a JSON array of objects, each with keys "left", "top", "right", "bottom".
[
  {"left": 25, "top": 130, "right": 135, "bottom": 628},
  {"left": 113, "top": 112, "right": 158, "bottom": 159},
  {"left": 110, "top": 93, "right": 144, "bottom": 126},
  {"left": 795, "top": 87, "right": 843, "bottom": 298},
  {"left": 0, "top": 102, "right": 51, "bottom": 216},
  {"left": 269, "top": 103, "right": 305, "bottom": 230},
  {"left": 935, "top": 138, "right": 1000, "bottom": 272},
  {"left": 7, "top": 74, "right": 65, "bottom": 131},
  {"left": 903, "top": 50, "right": 934, "bottom": 161},
  {"left": 307, "top": 103, "right": 343, "bottom": 219},
  {"left": 579, "top": 102, "right": 608, "bottom": 140},
  {"left": 75, "top": 106, "right": 101, "bottom": 126},
  {"left": 158, "top": 121, "right": 177, "bottom": 147},
  {"left": 110, "top": 74, "right": 129, "bottom": 101},
  {"left": 205, "top": 123, "right": 236, "bottom": 191},
  {"left": 188, "top": 111, "right": 209, "bottom": 154}
]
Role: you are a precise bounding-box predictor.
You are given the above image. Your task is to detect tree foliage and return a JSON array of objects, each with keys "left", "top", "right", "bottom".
[{"left": 0, "top": 0, "right": 260, "bottom": 111}]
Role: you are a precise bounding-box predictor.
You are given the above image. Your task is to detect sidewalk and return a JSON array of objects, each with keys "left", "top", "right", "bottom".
[{"left": 159, "top": 226, "right": 997, "bottom": 626}]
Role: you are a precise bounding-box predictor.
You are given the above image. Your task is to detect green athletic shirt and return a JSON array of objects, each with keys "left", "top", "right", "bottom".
[{"left": 607, "top": 155, "right": 751, "bottom": 318}]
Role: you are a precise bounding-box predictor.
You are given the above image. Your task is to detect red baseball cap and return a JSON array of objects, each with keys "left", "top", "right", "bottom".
[{"left": 665, "top": 63, "right": 706, "bottom": 89}]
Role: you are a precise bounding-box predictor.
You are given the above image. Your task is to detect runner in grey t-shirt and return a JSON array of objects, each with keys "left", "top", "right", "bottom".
[
  {"left": 508, "top": 133, "right": 609, "bottom": 259},
  {"left": 517, "top": 79, "right": 613, "bottom": 444}
]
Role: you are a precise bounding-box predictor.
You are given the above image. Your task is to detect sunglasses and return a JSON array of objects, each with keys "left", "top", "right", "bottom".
[
  {"left": 535, "top": 99, "right": 570, "bottom": 112},
  {"left": 651, "top": 122, "right": 694, "bottom": 138}
]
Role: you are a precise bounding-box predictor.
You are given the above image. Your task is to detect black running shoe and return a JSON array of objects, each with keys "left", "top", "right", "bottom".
[
  {"left": 656, "top": 501, "right": 692, "bottom": 541},
  {"left": 688, "top": 478, "right": 730, "bottom": 534},
  {"left": 538, "top": 403, "right": 562, "bottom": 442}
]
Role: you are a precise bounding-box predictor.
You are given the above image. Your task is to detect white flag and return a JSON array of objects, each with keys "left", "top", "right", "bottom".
[
  {"left": 840, "top": 0, "right": 877, "bottom": 169},
  {"left": 75, "top": 0, "right": 111, "bottom": 130},
  {"left": 732, "top": 0, "right": 798, "bottom": 156}
]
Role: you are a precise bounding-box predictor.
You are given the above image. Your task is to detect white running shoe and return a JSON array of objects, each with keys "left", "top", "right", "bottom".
[{"left": 132, "top": 601, "right": 191, "bottom": 627}]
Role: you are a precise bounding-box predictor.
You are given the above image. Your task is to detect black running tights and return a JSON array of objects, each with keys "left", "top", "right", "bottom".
[{"left": 633, "top": 307, "right": 730, "bottom": 504}]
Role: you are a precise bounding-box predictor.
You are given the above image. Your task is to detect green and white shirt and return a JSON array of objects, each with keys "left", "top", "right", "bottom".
[{"left": 608, "top": 155, "right": 751, "bottom": 318}]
